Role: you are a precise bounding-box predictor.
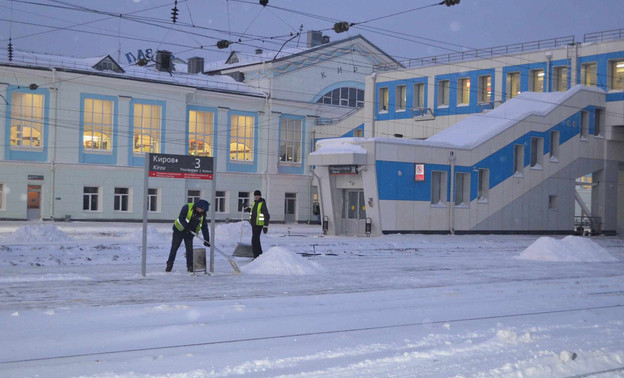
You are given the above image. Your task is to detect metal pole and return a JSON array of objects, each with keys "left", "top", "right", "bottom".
[
  {"left": 209, "top": 170, "right": 216, "bottom": 274},
  {"left": 141, "top": 154, "right": 150, "bottom": 277}
]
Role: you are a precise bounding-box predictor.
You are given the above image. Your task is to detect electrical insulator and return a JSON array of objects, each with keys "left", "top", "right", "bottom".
[
  {"left": 333, "top": 21, "right": 350, "bottom": 34},
  {"left": 8, "top": 41, "right": 13, "bottom": 61},
  {"left": 171, "top": 1, "right": 179, "bottom": 23},
  {"left": 216, "top": 40, "right": 230, "bottom": 49},
  {"left": 443, "top": 0, "right": 460, "bottom": 6},
  {"left": 259, "top": 0, "right": 268, "bottom": 6}
]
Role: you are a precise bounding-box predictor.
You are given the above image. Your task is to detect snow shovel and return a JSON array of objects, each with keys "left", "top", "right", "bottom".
[
  {"left": 233, "top": 211, "right": 254, "bottom": 258},
  {"left": 190, "top": 232, "right": 241, "bottom": 274}
]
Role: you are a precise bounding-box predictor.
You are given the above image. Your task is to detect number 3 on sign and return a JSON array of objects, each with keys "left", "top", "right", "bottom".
[{"left": 195, "top": 158, "right": 201, "bottom": 169}]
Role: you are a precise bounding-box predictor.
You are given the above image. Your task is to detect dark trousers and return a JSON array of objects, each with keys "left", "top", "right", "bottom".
[
  {"left": 167, "top": 231, "right": 194, "bottom": 269},
  {"left": 251, "top": 225, "right": 264, "bottom": 258}
]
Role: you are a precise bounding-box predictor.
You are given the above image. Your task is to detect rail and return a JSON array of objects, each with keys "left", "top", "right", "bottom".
[{"left": 584, "top": 28, "right": 624, "bottom": 43}]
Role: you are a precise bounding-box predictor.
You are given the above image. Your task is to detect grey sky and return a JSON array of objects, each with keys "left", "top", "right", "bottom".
[{"left": 1, "top": 0, "right": 622, "bottom": 65}]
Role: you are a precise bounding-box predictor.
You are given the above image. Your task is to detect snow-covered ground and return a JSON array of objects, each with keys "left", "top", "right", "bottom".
[{"left": 1, "top": 221, "right": 623, "bottom": 377}]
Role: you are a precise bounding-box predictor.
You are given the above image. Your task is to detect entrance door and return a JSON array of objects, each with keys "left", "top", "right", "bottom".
[
  {"left": 343, "top": 189, "right": 366, "bottom": 236},
  {"left": 27, "top": 185, "right": 41, "bottom": 220},
  {"left": 284, "top": 193, "right": 296, "bottom": 223}
]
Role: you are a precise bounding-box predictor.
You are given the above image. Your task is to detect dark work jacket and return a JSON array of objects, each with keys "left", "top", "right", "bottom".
[
  {"left": 172, "top": 203, "right": 210, "bottom": 242},
  {"left": 249, "top": 198, "right": 270, "bottom": 227}
]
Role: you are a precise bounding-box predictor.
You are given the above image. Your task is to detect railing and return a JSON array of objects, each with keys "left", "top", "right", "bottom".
[
  {"left": 584, "top": 28, "right": 624, "bottom": 43},
  {"left": 315, "top": 106, "right": 362, "bottom": 125},
  {"left": 375, "top": 35, "right": 576, "bottom": 71},
  {"left": 573, "top": 216, "right": 602, "bottom": 236}
]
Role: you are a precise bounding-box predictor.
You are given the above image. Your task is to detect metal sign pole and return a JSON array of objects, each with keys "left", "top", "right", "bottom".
[
  {"left": 141, "top": 153, "right": 150, "bottom": 277},
  {"left": 209, "top": 174, "right": 216, "bottom": 274}
]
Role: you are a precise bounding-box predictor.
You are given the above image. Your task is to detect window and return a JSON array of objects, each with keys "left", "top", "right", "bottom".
[
  {"left": 188, "top": 110, "right": 214, "bottom": 157},
  {"left": 530, "top": 137, "right": 544, "bottom": 169},
  {"left": 148, "top": 188, "right": 159, "bottom": 212},
  {"left": 238, "top": 192, "right": 250, "bottom": 212},
  {"left": 431, "top": 171, "right": 447, "bottom": 205},
  {"left": 114, "top": 187, "right": 130, "bottom": 212},
  {"left": 414, "top": 83, "right": 425, "bottom": 109},
  {"left": 83, "top": 186, "right": 100, "bottom": 211},
  {"left": 454, "top": 173, "right": 470, "bottom": 206},
  {"left": 83, "top": 98, "right": 113, "bottom": 151},
  {"left": 478, "top": 169, "right": 489, "bottom": 202},
  {"left": 280, "top": 117, "right": 302, "bottom": 163},
  {"left": 581, "top": 110, "right": 589, "bottom": 139},
  {"left": 396, "top": 85, "right": 407, "bottom": 111},
  {"left": 132, "top": 103, "right": 162, "bottom": 154},
  {"left": 609, "top": 60, "right": 624, "bottom": 91},
  {"left": 550, "top": 130, "right": 559, "bottom": 162},
  {"left": 378, "top": 87, "right": 389, "bottom": 112},
  {"left": 594, "top": 108, "right": 603, "bottom": 136},
  {"left": 187, "top": 190, "right": 201, "bottom": 204},
  {"left": 10, "top": 92, "right": 44, "bottom": 148},
  {"left": 478, "top": 75, "right": 492, "bottom": 103},
  {"left": 317, "top": 87, "right": 364, "bottom": 108},
  {"left": 0, "top": 183, "right": 4, "bottom": 210},
  {"left": 581, "top": 63, "right": 597, "bottom": 86},
  {"left": 553, "top": 66, "right": 568, "bottom": 92},
  {"left": 457, "top": 78, "right": 470, "bottom": 105},
  {"left": 230, "top": 114, "right": 254, "bottom": 161},
  {"left": 514, "top": 144, "right": 524, "bottom": 176},
  {"left": 353, "top": 129, "right": 363, "bottom": 137},
  {"left": 506, "top": 72, "right": 520, "bottom": 99},
  {"left": 549, "top": 195, "right": 558, "bottom": 210},
  {"left": 438, "top": 80, "right": 450, "bottom": 107},
  {"left": 215, "top": 191, "right": 226, "bottom": 213},
  {"left": 529, "top": 69, "right": 544, "bottom": 92}
]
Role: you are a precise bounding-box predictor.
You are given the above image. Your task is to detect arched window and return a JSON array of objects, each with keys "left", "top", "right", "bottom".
[{"left": 316, "top": 87, "right": 364, "bottom": 108}]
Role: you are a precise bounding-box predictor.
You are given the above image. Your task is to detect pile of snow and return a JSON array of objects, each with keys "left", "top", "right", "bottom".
[
  {"left": 3, "top": 224, "right": 73, "bottom": 243},
  {"left": 243, "top": 246, "right": 326, "bottom": 275},
  {"left": 215, "top": 221, "right": 251, "bottom": 242},
  {"left": 123, "top": 225, "right": 169, "bottom": 243},
  {"left": 516, "top": 235, "right": 618, "bottom": 262}
]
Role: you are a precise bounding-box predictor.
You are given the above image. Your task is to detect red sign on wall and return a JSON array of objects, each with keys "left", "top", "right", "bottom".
[{"left": 415, "top": 163, "right": 425, "bottom": 182}]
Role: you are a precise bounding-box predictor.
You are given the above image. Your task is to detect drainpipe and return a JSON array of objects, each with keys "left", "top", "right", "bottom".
[
  {"left": 449, "top": 150, "right": 456, "bottom": 235},
  {"left": 50, "top": 68, "right": 58, "bottom": 221},
  {"left": 545, "top": 51, "right": 552, "bottom": 92},
  {"left": 371, "top": 72, "right": 377, "bottom": 137},
  {"left": 310, "top": 165, "right": 324, "bottom": 228}
]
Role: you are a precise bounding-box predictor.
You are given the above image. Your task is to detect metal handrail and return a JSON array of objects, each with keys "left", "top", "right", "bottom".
[{"left": 584, "top": 28, "right": 624, "bottom": 43}]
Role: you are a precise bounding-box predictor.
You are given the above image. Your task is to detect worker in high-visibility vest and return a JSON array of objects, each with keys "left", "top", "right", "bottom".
[
  {"left": 166, "top": 199, "right": 210, "bottom": 272},
  {"left": 245, "top": 190, "right": 270, "bottom": 258}
]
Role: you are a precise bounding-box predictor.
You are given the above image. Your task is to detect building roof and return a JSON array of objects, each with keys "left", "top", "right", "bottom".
[{"left": 1, "top": 50, "right": 265, "bottom": 97}]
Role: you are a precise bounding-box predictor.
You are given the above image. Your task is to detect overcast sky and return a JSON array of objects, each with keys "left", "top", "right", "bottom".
[{"left": 1, "top": 0, "right": 623, "bottom": 65}]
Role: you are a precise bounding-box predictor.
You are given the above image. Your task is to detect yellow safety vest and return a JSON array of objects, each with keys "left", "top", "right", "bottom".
[
  {"left": 174, "top": 203, "right": 203, "bottom": 233},
  {"left": 249, "top": 201, "right": 265, "bottom": 226}
]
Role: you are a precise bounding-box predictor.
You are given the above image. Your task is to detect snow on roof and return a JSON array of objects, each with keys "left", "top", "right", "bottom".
[
  {"left": 310, "top": 138, "right": 368, "bottom": 155},
  {"left": 205, "top": 46, "right": 311, "bottom": 72},
  {"left": 427, "top": 85, "right": 605, "bottom": 149},
  {"left": 2, "top": 50, "right": 265, "bottom": 96}
]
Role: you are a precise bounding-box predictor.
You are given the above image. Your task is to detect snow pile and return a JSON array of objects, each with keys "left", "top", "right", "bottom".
[
  {"left": 123, "top": 225, "right": 169, "bottom": 243},
  {"left": 516, "top": 235, "right": 618, "bottom": 262},
  {"left": 243, "top": 246, "right": 326, "bottom": 275},
  {"left": 215, "top": 221, "right": 251, "bottom": 242},
  {"left": 3, "top": 224, "right": 73, "bottom": 243}
]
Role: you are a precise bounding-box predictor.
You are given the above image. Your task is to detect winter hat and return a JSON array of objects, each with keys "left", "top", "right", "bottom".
[
  {"left": 254, "top": 190, "right": 261, "bottom": 196},
  {"left": 195, "top": 199, "right": 210, "bottom": 212}
]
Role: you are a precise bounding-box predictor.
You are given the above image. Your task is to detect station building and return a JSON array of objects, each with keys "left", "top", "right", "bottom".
[
  {"left": 310, "top": 29, "right": 624, "bottom": 236},
  {"left": 0, "top": 33, "right": 397, "bottom": 222}
]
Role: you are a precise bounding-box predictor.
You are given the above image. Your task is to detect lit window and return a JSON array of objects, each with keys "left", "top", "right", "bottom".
[
  {"left": 188, "top": 110, "right": 214, "bottom": 157},
  {"left": 553, "top": 66, "right": 568, "bottom": 92},
  {"left": 457, "top": 78, "right": 470, "bottom": 105},
  {"left": 396, "top": 85, "right": 406, "bottom": 111},
  {"left": 438, "top": 80, "right": 450, "bottom": 107},
  {"left": 229, "top": 114, "right": 254, "bottom": 161},
  {"left": 581, "top": 63, "right": 597, "bottom": 86},
  {"left": 279, "top": 117, "right": 302, "bottom": 164},
  {"left": 530, "top": 69, "right": 544, "bottom": 92},
  {"left": 132, "top": 103, "right": 162, "bottom": 154},
  {"left": 506, "top": 72, "right": 520, "bottom": 99},
  {"left": 379, "top": 87, "right": 389, "bottom": 112},
  {"left": 609, "top": 59, "right": 624, "bottom": 91},
  {"left": 114, "top": 187, "right": 130, "bottom": 212},
  {"left": 478, "top": 75, "right": 491, "bottom": 103},
  {"left": 414, "top": 83, "right": 425, "bottom": 109},
  {"left": 10, "top": 92, "right": 44, "bottom": 148},
  {"left": 83, "top": 98, "right": 113, "bottom": 151}
]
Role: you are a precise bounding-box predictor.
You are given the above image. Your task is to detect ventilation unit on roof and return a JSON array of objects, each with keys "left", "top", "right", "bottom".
[
  {"left": 188, "top": 57, "right": 204, "bottom": 74},
  {"left": 307, "top": 30, "right": 322, "bottom": 47},
  {"left": 255, "top": 48, "right": 263, "bottom": 55},
  {"left": 156, "top": 50, "right": 173, "bottom": 73},
  {"left": 322, "top": 35, "right": 330, "bottom": 44}
]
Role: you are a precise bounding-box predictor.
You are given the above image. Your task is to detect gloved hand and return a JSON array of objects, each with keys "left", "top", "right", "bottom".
[
  {"left": 203, "top": 241, "right": 210, "bottom": 247},
  {"left": 263, "top": 227, "right": 268, "bottom": 234}
]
